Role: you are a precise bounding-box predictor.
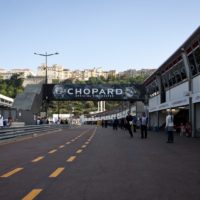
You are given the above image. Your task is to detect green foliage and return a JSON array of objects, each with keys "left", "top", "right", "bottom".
[{"left": 0, "top": 74, "right": 24, "bottom": 98}]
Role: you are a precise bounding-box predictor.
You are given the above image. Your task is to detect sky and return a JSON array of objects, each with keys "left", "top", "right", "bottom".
[{"left": 0, "top": 0, "right": 200, "bottom": 73}]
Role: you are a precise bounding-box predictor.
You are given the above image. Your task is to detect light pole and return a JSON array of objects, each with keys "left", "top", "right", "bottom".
[
  {"left": 34, "top": 52, "right": 59, "bottom": 118},
  {"left": 34, "top": 52, "right": 59, "bottom": 84}
]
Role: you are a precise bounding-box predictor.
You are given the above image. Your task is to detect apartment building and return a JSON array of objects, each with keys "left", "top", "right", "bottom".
[
  {"left": 0, "top": 68, "right": 34, "bottom": 79},
  {"left": 37, "top": 66, "right": 117, "bottom": 81}
]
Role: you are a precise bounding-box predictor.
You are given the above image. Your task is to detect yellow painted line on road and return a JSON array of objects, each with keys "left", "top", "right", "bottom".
[
  {"left": 82, "top": 145, "right": 87, "bottom": 148},
  {"left": 76, "top": 149, "right": 83, "bottom": 154},
  {"left": 31, "top": 156, "right": 44, "bottom": 163},
  {"left": 67, "top": 156, "right": 76, "bottom": 162},
  {"left": 48, "top": 149, "right": 57, "bottom": 154},
  {"left": 1, "top": 168, "right": 23, "bottom": 178},
  {"left": 59, "top": 145, "right": 65, "bottom": 149},
  {"left": 49, "top": 167, "right": 65, "bottom": 178},
  {"left": 22, "top": 189, "right": 43, "bottom": 200}
]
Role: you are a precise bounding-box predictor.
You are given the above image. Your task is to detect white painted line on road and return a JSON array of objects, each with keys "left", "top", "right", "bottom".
[
  {"left": 76, "top": 149, "right": 83, "bottom": 154},
  {"left": 67, "top": 156, "right": 76, "bottom": 162},
  {"left": 31, "top": 156, "right": 44, "bottom": 163},
  {"left": 48, "top": 149, "right": 57, "bottom": 154}
]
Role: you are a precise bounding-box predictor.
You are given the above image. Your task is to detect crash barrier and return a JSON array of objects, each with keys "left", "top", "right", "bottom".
[{"left": 0, "top": 124, "right": 69, "bottom": 141}]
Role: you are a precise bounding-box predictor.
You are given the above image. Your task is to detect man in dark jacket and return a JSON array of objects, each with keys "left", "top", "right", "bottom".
[{"left": 126, "top": 111, "right": 133, "bottom": 138}]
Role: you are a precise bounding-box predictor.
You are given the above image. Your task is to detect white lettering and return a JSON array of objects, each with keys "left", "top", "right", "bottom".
[
  {"left": 75, "top": 88, "right": 82, "bottom": 95},
  {"left": 92, "top": 88, "right": 98, "bottom": 94},
  {"left": 107, "top": 88, "right": 114, "bottom": 95},
  {"left": 68, "top": 88, "right": 73, "bottom": 95},
  {"left": 116, "top": 89, "right": 123, "bottom": 95},
  {"left": 99, "top": 89, "right": 106, "bottom": 95},
  {"left": 84, "top": 89, "right": 90, "bottom": 95}
]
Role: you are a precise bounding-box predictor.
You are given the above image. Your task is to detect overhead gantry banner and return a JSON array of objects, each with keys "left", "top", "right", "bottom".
[{"left": 43, "top": 84, "right": 145, "bottom": 101}]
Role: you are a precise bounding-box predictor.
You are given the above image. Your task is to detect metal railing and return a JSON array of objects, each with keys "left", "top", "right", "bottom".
[{"left": 0, "top": 124, "right": 68, "bottom": 141}]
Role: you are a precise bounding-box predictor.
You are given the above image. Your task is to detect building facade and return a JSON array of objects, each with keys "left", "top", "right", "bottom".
[
  {"left": 143, "top": 26, "right": 200, "bottom": 137},
  {"left": 0, "top": 68, "right": 34, "bottom": 79},
  {"left": 37, "top": 66, "right": 117, "bottom": 81}
]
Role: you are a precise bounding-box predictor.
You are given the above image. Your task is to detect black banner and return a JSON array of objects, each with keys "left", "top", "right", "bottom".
[{"left": 43, "top": 84, "right": 145, "bottom": 101}]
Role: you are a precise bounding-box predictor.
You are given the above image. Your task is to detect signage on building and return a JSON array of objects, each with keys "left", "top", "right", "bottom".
[{"left": 43, "top": 84, "right": 145, "bottom": 101}]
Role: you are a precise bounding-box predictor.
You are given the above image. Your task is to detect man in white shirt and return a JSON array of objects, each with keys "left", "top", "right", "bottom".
[
  {"left": 165, "top": 111, "right": 174, "bottom": 143},
  {"left": 140, "top": 112, "right": 148, "bottom": 138},
  {"left": 0, "top": 114, "right": 4, "bottom": 128}
]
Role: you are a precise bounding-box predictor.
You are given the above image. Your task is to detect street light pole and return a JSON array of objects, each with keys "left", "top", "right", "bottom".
[
  {"left": 34, "top": 52, "right": 59, "bottom": 84},
  {"left": 34, "top": 52, "right": 59, "bottom": 117}
]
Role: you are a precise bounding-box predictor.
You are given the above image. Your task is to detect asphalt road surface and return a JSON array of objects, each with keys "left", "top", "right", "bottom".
[{"left": 0, "top": 125, "right": 200, "bottom": 200}]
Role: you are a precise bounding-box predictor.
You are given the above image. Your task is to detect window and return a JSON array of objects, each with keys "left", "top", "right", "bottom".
[
  {"left": 180, "top": 66, "right": 187, "bottom": 80},
  {"left": 168, "top": 73, "right": 173, "bottom": 87},
  {"left": 188, "top": 53, "right": 198, "bottom": 76},
  {"left": 162, "top": 75, "right": 168, "bottom": 88},
  {"left": 171, "top": 72, "right": 176, "bottom": 84},
  {"left": 174, "top": 70, "right": 182, "bottom": 83},
  {"left": 194, "top": 47, "right": 200, "bottom": 72}
]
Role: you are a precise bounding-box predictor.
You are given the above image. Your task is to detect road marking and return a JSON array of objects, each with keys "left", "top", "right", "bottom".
[
  {"left": 1, "top": 168, "right": 23, "bottom": 178},
  {"left": 85, "top": 141, "right": 89, "bottom": 144},
  {"left": 59, "top": 145, "right": 65, "bottom": 149},
  {"left": 67, "top": 156, "right": 76, "bottom": 162},
  {"left": 66, "top": 142, "right": 71, "bottom": 144},
  {"left": 22, "top": 189, "right": 43, "bottom": 200},
  {"left": 71, "top": 139, "right": 75, "bottom": 142},
  {"left": 49, "top": 167, "right": 65, "bottom": 178},
  {"left": 76, "top": 149, "right": 83, "bottom": 154},
  {"left": 82, "top": 145, "right": 87, "bottom": 148},
  {"left": 31, "top": 156, "right": 44, "bottom": 163},
  {"left": 48, "top": 149, "right": 57, "bottom": 154}
]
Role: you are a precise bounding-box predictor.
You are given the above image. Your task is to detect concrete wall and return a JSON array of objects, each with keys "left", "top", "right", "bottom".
[
  {"left": 149, "top": 95, "right": 160, "bottom": 108},
  {"left": 193, "top": 75, "right": 200, "bottom": 93}
]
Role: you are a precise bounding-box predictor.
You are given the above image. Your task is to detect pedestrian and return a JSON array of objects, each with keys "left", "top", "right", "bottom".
[
  {"left": 185, "top": 122, "right": 192, "bottom": 137},
  {"left": 180, "top": 123, "right": 185, "bottom": 136},
  {"left": 0, "top": 114, "right": 3, "bottom": 128},
  {"left": 126, "top": 111, "right": 133, "bottom": 138},
  {"left": 132, "top": 115, "right": 137, "bottom": 132},
  {"left": 165, "top": 110, "right": 174, "bottom": 143},
  {"left": 113, "top": 117, "right": 119, "bottom": 130},
  {"left": 140, "top": 112, "right": 148, "bottom": 138}
]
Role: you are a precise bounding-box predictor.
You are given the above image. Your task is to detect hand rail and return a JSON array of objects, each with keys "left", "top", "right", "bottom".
[{"left": 0, "top": 124, "right": 69, "bottom": 140}]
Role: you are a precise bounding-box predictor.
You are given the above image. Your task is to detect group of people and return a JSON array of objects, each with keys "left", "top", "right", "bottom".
[
  {"left": 125, "top": 111, "right": 148, "bottom": 138},
  {"left": 108, "top": 110, "right": 191, "bottom": 143},
  {"left": 108, "top": 111, "right": 148, "bottom": 139},
  {"left": 0, "top": 114, "right": 13, "bottom": 128}
]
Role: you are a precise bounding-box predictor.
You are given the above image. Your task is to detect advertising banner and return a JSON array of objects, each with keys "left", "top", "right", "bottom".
[{"left": 43, "top": 84, "right": 145, "bottom": 101}]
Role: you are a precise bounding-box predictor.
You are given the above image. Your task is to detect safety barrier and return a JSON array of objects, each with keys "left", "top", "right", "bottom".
[{"left": 0, "top": 124, "right": 69, "bottom": 141}]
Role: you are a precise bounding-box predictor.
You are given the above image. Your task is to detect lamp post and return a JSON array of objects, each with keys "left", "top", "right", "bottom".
[
  {"left": 34, "top": 52, "right": 59, "bottom": 84},
  {"left": 34, "top": 52, "right": 59, "bottom": 118}
]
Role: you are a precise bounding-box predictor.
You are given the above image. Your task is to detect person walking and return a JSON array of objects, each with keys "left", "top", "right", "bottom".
[
  {"left": 132, "top": 115, "right": 137, "bottom": 132},
  {"left": 165, "top": 111, "right": 174, "bottom": 143},
  {"left": 113, "top": 117, "right": 119, "bottom": 130},
  {"left": 140, "top": 112, "right": 148, "bottom": 138},
  {"left": 0, "top": 114, "right": 4, "bottom": 128},
  {"left": 126, "top": 111, "right": 133, "bottom": 138}
]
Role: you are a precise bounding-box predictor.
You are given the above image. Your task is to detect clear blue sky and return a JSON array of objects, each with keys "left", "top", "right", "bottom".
[{"left": 0, "top": 0, "right": 200, "bottom": 73}]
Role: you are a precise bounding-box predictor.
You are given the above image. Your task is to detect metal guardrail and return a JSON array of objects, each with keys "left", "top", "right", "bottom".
[{"left": 0, "top": 124, "right": 69, "bottom": 141}]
